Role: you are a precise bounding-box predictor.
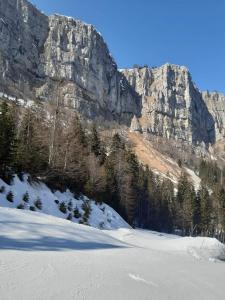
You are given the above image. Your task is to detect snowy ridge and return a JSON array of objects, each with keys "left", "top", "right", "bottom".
[{"left": 0, "top": 175, "right": 130, "bottom": 230}]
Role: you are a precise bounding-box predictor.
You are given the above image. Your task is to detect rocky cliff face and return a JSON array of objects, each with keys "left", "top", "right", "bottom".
[
  {"left": 0, "top": 0, "right": 224, "bottom": 145},
  {"left": 0, "top": 0, "right": 49, "bottom": 96},
  {"left": 122, "top": 65, "right": 217, "bottom": 145},
  {"left": 0, "top": 0, "right": 139, "bottom": 123},
  {"left": 202, "top": 91, "right": 225, "bottom": 141}
]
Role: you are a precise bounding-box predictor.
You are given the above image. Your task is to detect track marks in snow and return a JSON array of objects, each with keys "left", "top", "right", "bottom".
[{"left": 129, "top": 273, "right": 158, "bottom": 287}]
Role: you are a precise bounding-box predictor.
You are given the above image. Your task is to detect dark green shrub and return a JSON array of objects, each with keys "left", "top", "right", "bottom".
[
  {"left": 68, "top": 200, "right": 73, "bottom": 212},
  {"left": 59, "top": 202, "right": 67, "bottom": 214},
  {"left": 0, "top": 186, "right": 5, "bottom": 193},
  {"left": 30, "top": 206, "right": 36, "bottom": 211},
  {"left": 54, "top": 199, "right": 59, "bottom": 205},
  {"left": 22, "top": 192, "right": 29, "bottom": 203},
  {"left": 6, "top": 191, "right": 14, "bottom": 203},
  {"left": 82, "top": 200, "right": 91, "bottom": 219},
  {"left": 34, "top": 197, "right": 42, "bottom": 210},
  {"left": 99, "top": 222, "right": 104, "bottom": 229},
  {"left": 67, "top": 213, "right": 73, "bottom": 221},
  {"left": 18, "top": 172, "right": 24, "bottom": 182},
  {"left": 17, "top": 203, "right": 25, "bottom": 209},
  {"left": 73, "top": 206, "right": 81, "bottom": 219}
]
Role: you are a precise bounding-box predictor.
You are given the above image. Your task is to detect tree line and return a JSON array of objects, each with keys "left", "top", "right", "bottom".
[{"left": 0, "top": 99, "right": 225, "bottom": 239}]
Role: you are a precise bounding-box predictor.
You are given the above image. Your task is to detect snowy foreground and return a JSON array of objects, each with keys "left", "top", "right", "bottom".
[{"left": 1, "top": 208, "right": 225, "bottom": 300}]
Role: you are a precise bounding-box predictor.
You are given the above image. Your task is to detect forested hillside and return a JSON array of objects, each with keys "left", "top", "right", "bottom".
[{"left": 0, "top": 99, "right": 225, "bottom": 239}]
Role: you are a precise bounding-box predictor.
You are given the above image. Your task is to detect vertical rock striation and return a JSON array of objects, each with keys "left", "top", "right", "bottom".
[
  {"left": 202, "top": 91, "right": 225, "bottom": 141},
  {"left": 0, "top": 0, "right": 139, "bottom": 123},
  {"left": 122, "top": 64, "right": 216, "bottom": 145},
  {"left": 0, "top": 0, "right": 224, "bottom": 145}
]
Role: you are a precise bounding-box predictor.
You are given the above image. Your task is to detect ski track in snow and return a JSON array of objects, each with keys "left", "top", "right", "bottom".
[{"left": 129, "top": 273, "right": 158, "bottom": 287}]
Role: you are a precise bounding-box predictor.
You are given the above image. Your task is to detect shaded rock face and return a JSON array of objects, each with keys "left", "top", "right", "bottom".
[
  {"left": 0, "top": 0, "right": 139, "bottom": 124},
  {"left": 0, "top": 0, "right": 49, "bottom": 96},
  {"left": 123, "top": 65, "right": 216, "bottom": 145}
]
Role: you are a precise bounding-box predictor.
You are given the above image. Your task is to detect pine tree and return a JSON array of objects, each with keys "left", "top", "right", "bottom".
[
  {"left": 59, "top": 202, "right": 67, "bottom": 214},
  {"left": 89, "top": 123, "right": 101, "bottom": 156},
  {"left": 159, "top": 178, "right": 174, "bottom": 232},
  {"left": 192, "top": 190, "right": 201, "bottom": 235},
  {"left": 123, "top": 150, "right": 139, "bottom": 226},
  {"left": 176, "top": 173, "right": 195, "bottom": 235},
  {"left": 0, "top": 101, "right": 16, "bottom": 177},
  {"left": 217, "top": 188, "right": 225, "bottom": 232},
  {"left": 34, "top": 197, "right": 42, "bottom": 210},
  {"left": 89, "top": 123, "right": 106, "bottom": 164},
  {"left": 199, "top": 185, "right": 211, "bottom": 234},
  {"left": 22, "top": 192, "right": 29, "bottom": 203},
  {"left": 6, "top": 191, "right": 14, "bottom": 203},
  {"left": 58, "top": 114, "right": 89, "bottom": 192}
]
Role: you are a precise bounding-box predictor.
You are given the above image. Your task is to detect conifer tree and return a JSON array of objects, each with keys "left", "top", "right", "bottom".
[
  {"left": 199, "top": 185, "right": 211, "bottom": 233},
  {"left": 89, "top": 123, "right": 101, "bottom": 156},
  {"left": 176, "top": 173, "right": 195, "bottom": 234},
  {"left": 0, "top": 101, "right": 16, "bottom": 177},
  {"left": 192, "top": 190, "right": 201, "bottom": 234}
]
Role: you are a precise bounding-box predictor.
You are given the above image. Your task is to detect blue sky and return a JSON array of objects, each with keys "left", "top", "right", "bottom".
[{"left": 31, "top": 0, "right": 225, "bottom": 93}]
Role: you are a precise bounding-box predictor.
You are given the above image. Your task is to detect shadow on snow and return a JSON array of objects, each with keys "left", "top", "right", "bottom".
[{"left": 0, "top": 235, "right": 126, "bottom": 251}]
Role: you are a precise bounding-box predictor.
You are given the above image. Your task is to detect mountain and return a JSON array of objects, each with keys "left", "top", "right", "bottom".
[
  {"left": 1, "top": 0, "right": 225, "bottom": 238},
  {"left": 0, "top": 0, "right": 224, "bottom": 146},
  {"left": 0, "top": 0, "right": 139, "bottom": 124}
]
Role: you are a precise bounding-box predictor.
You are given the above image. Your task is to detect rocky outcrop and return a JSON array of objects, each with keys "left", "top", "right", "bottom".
[
  {"left": 0, "top": 0, "right": 139, "bottom": 124},
  {"left": 130, "top": 115, "right": 142, "bottom": 133},
  {"left": 122, "top": 64, "right": 216, "bottom": 145},
  {"left": 202, "top": 91, "right": 225, "bottom": 141}
]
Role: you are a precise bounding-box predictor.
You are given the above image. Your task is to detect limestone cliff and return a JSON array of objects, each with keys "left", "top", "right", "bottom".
[
  {"left": 0, "top": 0, "right": 224, "bottom": 146},
  {"left": 202, "top": 91, "right": 225, "bottom": 141},
  {"left": 122, "top": 65, "right": 217, "bottom": 145},
  {"left": 0, "top": 0, "right": 139, "bottom": 123}
]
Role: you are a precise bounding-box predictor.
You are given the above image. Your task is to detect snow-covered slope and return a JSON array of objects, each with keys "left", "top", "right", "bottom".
[
  {"left": 1, "top": 207, "right": 225, "bottom": 300},
  {"left": 0, "top": 207, "right": 125, "bottom": 251},
  {"left": 107, "top": 228, "right": 225, "bottom": 261},
  {"left": 0, "top": 175, "right": 129, "bottom": 230}
]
